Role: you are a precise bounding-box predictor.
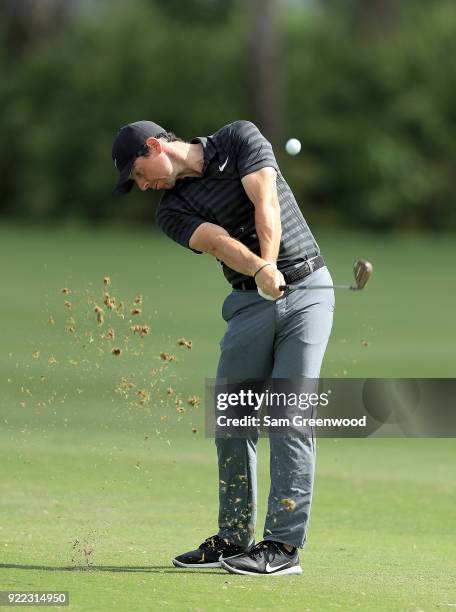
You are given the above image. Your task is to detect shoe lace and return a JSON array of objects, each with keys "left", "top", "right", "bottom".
[{"left": 248, "top": 541, "right": 275, "bottom": 560}]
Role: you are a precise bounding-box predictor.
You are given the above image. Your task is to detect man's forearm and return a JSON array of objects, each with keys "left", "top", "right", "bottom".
[
  {"left": 211, "top": 199, "right": 282, "bottom": 277},
  {"left": 254, "top": 199, "right": 282, "bottom": 263},
  {"left": 241, "top": 167, "right": 282, "bottom": 264},
  {"left": 211, "top": 235, "right": 269, "bottom": 277}
]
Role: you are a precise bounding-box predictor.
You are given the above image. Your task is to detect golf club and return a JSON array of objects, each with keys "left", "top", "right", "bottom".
[{"left": 280, "top": 259, "right": 373, "bottom": 292}]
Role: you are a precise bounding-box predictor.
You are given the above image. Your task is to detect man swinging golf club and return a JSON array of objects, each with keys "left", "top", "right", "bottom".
[{"left": 111, "top": 119, "right": 335, "bottom": 576}]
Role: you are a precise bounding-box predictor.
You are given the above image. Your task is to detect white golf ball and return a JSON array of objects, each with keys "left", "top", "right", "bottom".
[{"left": 285, "top": 138, "right": 301, "bottom": 156}]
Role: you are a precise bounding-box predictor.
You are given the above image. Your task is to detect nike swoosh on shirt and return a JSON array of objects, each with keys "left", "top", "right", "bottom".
[
  {"left": 265, "top": 562, "right": 290, "bottom": 573},
  {"left": 219, "top": 157, "right": 229, "bottom": 172}
]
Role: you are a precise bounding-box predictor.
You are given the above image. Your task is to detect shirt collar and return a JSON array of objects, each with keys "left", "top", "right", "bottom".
[{"left": 191, "top": 136, "right": 218, "bottom": 174}]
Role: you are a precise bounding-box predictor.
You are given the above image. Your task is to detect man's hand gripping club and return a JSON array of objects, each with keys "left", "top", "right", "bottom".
[
  {"left": 253, "top": 261, "right": 285, "bottom": 300},
  {"left": 189, "top": 223, "right": 284, "bottom": 300}
]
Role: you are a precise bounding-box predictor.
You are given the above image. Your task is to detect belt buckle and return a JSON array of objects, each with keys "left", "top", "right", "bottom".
[{"left": 305, "top": 258, "right": 314, "bottom": 275}]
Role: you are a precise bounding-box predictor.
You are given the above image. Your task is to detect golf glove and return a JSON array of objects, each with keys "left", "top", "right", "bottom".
[{"left": 257, "top": 286, "right": 277, "bottom": 301}]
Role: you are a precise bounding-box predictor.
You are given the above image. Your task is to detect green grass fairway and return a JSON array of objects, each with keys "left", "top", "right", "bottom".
[{"left": 1, "top": 225, "right": 455, "bottom": 611}]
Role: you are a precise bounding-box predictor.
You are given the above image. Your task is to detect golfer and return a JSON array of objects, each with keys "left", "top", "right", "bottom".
[{"left": 111, "top": 120, "right": 334, "bottom": 576}]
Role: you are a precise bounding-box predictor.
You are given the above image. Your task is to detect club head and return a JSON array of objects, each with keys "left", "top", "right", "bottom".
[{"left": 352, "top": 260, "right": 373, "bottom": 290}]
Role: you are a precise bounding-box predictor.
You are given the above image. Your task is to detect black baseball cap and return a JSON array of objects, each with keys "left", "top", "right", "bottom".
[{"left": 112, "top": 120, "right": 166, "bottom": 195}]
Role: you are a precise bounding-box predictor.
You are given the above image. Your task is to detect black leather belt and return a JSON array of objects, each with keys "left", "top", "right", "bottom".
[{"left": 232, "top": 255, "right": 325, "bottom": 290}]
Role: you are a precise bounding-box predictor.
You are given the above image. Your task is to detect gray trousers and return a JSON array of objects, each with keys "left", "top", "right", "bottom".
[{"left": 215, "top": 266, "right": 335, "bottom": 549}]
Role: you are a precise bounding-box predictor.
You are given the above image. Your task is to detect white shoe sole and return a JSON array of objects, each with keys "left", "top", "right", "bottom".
[
  {"left": 172, "top": 553, "right": 245, "bottom": 569},
  {"left": 172, "top": 559, "right": 221, "bottom": 568},
  {"left": 221, "top": 560, "right": 302, "bottom": 576}
]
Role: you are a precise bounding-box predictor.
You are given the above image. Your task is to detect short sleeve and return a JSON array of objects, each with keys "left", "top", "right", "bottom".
[
  {"left": 155, "top": 193, "right": 205, "bottom": 254},
  {"left": 232, "top": 120, "right": 279, "bottom": 178}
]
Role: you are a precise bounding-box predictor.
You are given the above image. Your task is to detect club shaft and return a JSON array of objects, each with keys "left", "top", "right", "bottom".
[
  {"left": 277, "top": 259, "right": 372, "bottom": 292},
  {"left": 279, "top": 284, "right": 356, "bottom": 291}
]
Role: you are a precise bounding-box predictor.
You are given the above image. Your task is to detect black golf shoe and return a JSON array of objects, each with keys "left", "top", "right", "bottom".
[
  {"left": 221, "top": 540, "right": 302, "bottom": 576},
  {"left": 172, "top": 534, "right": 247, "bottom": 568}
]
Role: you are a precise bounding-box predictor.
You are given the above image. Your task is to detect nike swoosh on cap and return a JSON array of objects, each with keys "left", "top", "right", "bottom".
[{"left": 219, "top": 157, "right": 229, "bottom": 172}]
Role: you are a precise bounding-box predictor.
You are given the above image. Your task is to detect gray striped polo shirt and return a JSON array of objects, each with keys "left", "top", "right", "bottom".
[{"left": 155, "top": 120, "right": 320, "bottom": 286}]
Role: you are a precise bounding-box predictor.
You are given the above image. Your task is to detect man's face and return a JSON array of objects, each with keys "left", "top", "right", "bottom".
[{"left": 130, "top": 138, "right": 176, "bottom": 191}]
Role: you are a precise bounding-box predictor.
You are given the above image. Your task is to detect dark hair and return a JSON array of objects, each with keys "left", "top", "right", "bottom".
[
  {"left": 136, "top": 131, "right": 184, "bottom": 158},
  {"left": 156, "top": 131, "right": 183, "bottom": 143}
]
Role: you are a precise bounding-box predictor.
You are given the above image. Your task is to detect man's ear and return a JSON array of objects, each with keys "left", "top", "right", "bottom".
[{"left": 145, "top": 136, "right": 162, "bottom": 153}]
